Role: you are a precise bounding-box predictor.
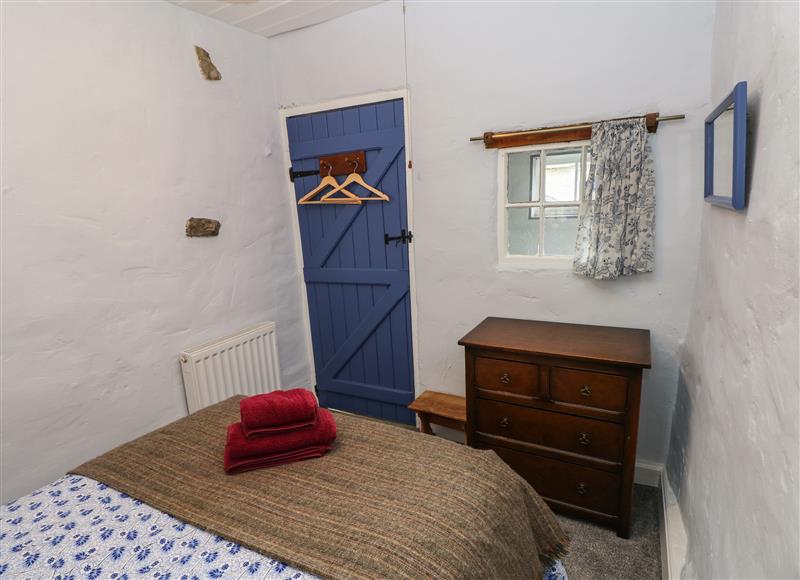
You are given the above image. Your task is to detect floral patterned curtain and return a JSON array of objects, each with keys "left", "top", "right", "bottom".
[{"left": 573, "top": 118, "right": 655, "bottom": 280}]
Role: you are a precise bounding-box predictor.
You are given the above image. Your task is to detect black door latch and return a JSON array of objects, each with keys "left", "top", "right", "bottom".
[
  {"left": 289, "top": 167, "right": 320, "bottom": 183},
  {"left": 384, "top": 229, "right": 413, "bottom": 246}
]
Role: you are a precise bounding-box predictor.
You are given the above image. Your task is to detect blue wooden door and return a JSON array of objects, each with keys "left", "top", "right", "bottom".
[{"left": 287, "top": 99, "right": 415, "bottom": 425}]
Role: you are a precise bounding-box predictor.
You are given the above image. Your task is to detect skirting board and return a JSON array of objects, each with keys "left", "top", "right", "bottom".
[
  {"left": 659, "top": 469, "right": 688, "bottom": 580},
  {"left": 634, "top": 460, "right": 663, "bottom": 487},
  {"left": 634, "top": 461, "right": 688, "bottom": 579}
]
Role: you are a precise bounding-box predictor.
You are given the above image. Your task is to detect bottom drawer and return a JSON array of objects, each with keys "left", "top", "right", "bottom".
[{"left": 484, "top": 443, "right": 621, "bottom": 515}]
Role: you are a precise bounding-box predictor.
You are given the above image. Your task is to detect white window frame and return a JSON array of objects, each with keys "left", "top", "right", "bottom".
[{"left": 496, "top": 140, "right": 590, "bottom": 269}]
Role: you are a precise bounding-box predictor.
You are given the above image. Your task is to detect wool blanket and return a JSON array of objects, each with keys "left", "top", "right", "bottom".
[{"left": 72, "top": 396, "right": 568, "bottom": 580}]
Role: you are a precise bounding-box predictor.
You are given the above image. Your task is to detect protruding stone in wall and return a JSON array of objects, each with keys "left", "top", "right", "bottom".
[
  {"left": 194, "top": 46, "right": 221, "bottom": 81},
  {"left": 186, "top": 217, "right": 221, "bottom": 237}
]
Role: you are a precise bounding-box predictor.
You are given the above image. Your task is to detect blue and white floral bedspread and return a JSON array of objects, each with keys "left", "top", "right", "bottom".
[{"left": 0, "top": 476, "right": 568, "bottom": 580}]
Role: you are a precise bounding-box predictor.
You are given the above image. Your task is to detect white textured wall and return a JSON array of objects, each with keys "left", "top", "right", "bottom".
[
  {"left": 1, "top": 1, "right": 311, "bottom": 503},
  {"left": 271, "top": 1, "right": 714, "bottom": 464},
  {"left": 666, "top": 2, "right": 800, "bottom": 578},
  {"left": 271, "top": 1, "right": 407, "bottom": 107}
]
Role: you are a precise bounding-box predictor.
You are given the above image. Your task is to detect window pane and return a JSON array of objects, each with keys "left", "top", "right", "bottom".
[
  {"left": 507, "top": 152, "right": 540, "bottom": 203},
  {"left": 543, "top": 206, "right": 579, "bottom": 256},
  {"left": 544, "top": 149, "right": 581, "bottom": 202},
  {"left": 507, "top": 207, "right": 540, "bottom": 256}
]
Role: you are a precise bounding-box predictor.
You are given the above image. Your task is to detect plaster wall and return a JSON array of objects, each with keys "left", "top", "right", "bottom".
[
  {"left": 665, "top": 2, "right": 800, "bottom": 577},
  {"left": 1, "top": 1, "right": 311, "bottom": 503},
  {"left": 271, "top": 1, "right": 715, "bottom": 464},
  {"left": 270, "top": 1, "right": 407, "bottom": 108}
]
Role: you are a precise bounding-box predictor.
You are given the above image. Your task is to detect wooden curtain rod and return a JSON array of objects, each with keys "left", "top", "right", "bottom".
[{"left": 470, "top": 112, "right": 686, "bottom": 149}]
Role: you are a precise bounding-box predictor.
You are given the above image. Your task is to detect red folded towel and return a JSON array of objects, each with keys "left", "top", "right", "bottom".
[
  {"left": 243, "top": 416, "right": 316, "bottom": 438},
  {"left": 224, "top": 444, "right": 332, "bottom": 474},
  {"left": 224, "top": 407, "right": 337, "bottom": 474},
  {"left": 240, "top": 388, "right": 318, "bottom": 437}
]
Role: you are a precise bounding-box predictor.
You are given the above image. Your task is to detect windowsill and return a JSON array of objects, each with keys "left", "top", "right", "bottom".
[{"left": 497, "top": 256, "right": 574, "bottom": 271}]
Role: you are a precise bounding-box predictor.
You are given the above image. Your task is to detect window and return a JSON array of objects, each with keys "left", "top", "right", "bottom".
[{"left": 498, "top": 141, "right": 590, "bottom": 264}]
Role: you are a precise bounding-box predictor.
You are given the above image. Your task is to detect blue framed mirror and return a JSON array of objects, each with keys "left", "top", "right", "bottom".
[{"left": 704, "top": 81, "right": 747, "bottom": 210}]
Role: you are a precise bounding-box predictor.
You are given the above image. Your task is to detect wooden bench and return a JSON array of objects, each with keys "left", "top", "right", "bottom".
[{"left": 407, "top": 390, "right": 466, "bottom": 437}]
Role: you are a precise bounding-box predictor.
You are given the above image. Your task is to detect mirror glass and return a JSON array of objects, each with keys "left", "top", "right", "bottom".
[{"left": 712, "top": 107, "right": 735, "bottom": 200}]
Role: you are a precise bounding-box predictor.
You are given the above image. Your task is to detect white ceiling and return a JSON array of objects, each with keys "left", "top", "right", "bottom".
[{"left": 169, "top": 0, "right": 383, "bottom": 38}]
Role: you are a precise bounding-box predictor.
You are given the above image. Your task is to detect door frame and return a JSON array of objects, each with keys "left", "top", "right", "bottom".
[{"left": 278, "top": 89, "right": 421, "bottom": 405}]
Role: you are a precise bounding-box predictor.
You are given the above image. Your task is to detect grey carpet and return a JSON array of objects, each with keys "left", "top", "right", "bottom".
[{"left": 557, "top": 485, "right": 662, "bottom": 580}]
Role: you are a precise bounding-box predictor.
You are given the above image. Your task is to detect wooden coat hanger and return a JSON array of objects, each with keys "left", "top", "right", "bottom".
[
  {"left": 298, "top": 162, "right": 362, "bottom": 205},
  {"left": 321, "top": 158, "right": 390, "bottom": 202}
]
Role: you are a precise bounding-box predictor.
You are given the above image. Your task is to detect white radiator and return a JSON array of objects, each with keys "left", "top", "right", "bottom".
[{"left": 180, "top": 322, "right": 281, "bottom": 414}]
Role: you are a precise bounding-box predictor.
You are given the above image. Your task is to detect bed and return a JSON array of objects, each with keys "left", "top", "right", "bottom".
[{"left": 1, "top": 398, "right": 569, "bottom": 580}]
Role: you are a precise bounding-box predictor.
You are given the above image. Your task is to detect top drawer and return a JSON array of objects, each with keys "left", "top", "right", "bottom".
[
  {"left": 550, "top": 367, "right": 628, "bottom": 412},
  {"left": 475, "top": 357, "right": 539, "bottom": 398}
]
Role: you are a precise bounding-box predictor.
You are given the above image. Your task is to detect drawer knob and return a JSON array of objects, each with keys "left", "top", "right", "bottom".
[
  {"left": 499, "top": 416, "right": 510, "bottom": 428},
  {"left": 579, "top": 384, "right": 592, "bottom": 397},
  {"left": 578, "top": 432, "right": 591, "bottom": 446},
  {"left": 576, "top": 482, "right": 588, "bottom": 495},
  {"left": 500, "top": 372, "right": 512, "bottom": 384}
]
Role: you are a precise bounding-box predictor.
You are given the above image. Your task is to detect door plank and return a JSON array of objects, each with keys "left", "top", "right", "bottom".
[
  {"left": 289, "top": 129, "right": 403, "bottom": 159},
  {"left": 327, "top": 379, "right": 412, "bottom": 405},
  {"left": 303, "top": 268, "right": 405, "bottom": 284}
]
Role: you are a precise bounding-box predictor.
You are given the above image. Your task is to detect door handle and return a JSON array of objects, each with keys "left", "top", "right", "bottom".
[{"left": 384, "top": 229, "right": 414, "bottom": 246}]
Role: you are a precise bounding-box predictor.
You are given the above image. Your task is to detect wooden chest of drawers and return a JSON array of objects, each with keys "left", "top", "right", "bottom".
[{"left": 459, "top": 317, "right": 651, "bottom": 538}]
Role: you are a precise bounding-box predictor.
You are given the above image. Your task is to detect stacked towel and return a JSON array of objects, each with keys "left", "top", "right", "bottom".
[
  {"left": 240, "top": 388, "right": 318, "bottom": 437},
  {"left": 224, "top": 389, "right": 336, "bottom": 474},
  {"left": 224, "top": 409, "right": 337, "bottom": 474}
]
